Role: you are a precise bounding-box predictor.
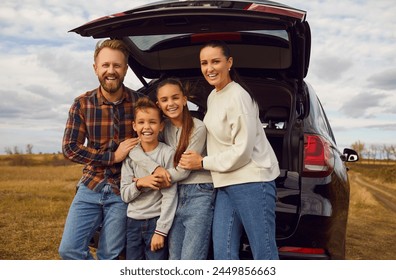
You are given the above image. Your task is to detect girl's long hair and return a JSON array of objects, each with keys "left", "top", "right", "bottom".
[{"left": 156, "top": 78, "right": 194, "bottom": 167}]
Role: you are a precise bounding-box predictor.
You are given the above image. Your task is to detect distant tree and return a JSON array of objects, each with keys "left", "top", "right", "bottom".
[
  {"left": 4, "top": 147, "right": 13, "bottom": 155},
  {"left": 351, "top": 141, "right": 365, "bottom": 159},
  {"left": 26, "top": 144, "right": 33, "bottom": 154},
  {"left": 370, "top": 144, "right": 378, "bottom": 164},
  {"left": 389, "top": 145, "right": 396, "bottom": 161},
  {"left": 13, "top": 146, "right": 21, "bottom": 155}
]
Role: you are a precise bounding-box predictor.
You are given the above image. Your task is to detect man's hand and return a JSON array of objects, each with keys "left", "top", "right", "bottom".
[
  {"left": 114, "top": 138, "right": 140, "bottom": 163},
  {"left": 153, "top": 166, "right": 172, "bottom": 188},
  {"left": 178, "top": 150, "right": 203, "bottom": 170},
  {"left": 151, "top": 233, "right": 165, "bottom": 252}
]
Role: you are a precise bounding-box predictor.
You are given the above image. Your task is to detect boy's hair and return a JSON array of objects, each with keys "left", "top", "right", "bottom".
[
  {"left": 156, "top": 77, "right": 194, "bottom": 168},
  {"left": 133, "top": 96, "right": 162, "bottom": 121},
  {"left": 94, "top": 39, "right": 129, "bottom": 63}
]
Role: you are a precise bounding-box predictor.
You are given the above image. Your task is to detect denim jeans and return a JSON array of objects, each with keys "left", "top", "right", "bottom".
[
  {"left": 58, "top": 183, "right": 127, "bottom": 260},
  {"left": 212, "top": 181, "right": 278, "bottom": 260},
  {"left": 126, "top": 216, "right": 168, "bottom": 260},
  {"left": 168, "top": 183, "right": 216, "bottom": 260}
]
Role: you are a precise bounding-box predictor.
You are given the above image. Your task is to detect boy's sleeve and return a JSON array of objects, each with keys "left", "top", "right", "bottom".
[{"left": 120, "top": 156, "right": 141, "bottom": 203}]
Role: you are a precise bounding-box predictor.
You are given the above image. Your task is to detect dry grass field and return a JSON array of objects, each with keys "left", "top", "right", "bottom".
[
  {"left": 0, "top": 154, "right": 395, "bottom": 260},
  {"left": 346, "top": 162, "right": 396, "bottom": 260},
  {"left": 0, "top": 154, "right": 79, "bottom": 259}
]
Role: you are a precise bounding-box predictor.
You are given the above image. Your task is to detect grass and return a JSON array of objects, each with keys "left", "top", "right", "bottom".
[
  {"left": 0, "top": 155, "right": 395, "bottom": 259},
  {"left": 345, "top": 162, "right": 396, "bottom": 260},
  {"left": 0, "top": 155, "right": 80, "bottom": 260}
]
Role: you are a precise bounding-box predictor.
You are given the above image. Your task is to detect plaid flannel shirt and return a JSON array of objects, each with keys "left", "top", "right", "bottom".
[{"left": 62, "top": 86, "right": 140, "bottom": 193}]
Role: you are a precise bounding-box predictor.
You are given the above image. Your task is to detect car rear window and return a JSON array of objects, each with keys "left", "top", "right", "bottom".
[{"left": 129, "top": 30, "right": 289, "bottom": 51}]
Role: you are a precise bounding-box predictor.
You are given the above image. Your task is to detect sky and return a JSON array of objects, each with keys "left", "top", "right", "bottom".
[{"left": 0, "top": 0, "right": 395, "bottom": 155}]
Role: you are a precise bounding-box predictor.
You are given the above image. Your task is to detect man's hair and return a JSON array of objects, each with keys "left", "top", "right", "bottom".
[
  {"left": 133, "top": 96, "right": 163, "bottom": 121},
  {"left": 94, "top": 39, "right": 129, "bottom": 63}
]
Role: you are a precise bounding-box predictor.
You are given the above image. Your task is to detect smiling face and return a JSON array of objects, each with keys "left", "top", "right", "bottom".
[
  {"left": 93, "top": 47, "right": 128, "bottom": 100},
  {"left": 133, "top": 107, "right": 164, "bottom": 151},
  {"left": 200, "top": 45, "right": 233, "bottom": 91},
  {"left": 156, "top": 83, "right": 187, "bottom": 127}
]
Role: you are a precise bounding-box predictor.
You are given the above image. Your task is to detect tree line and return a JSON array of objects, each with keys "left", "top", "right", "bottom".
[
  {"left": 351, "top": 141, "right": 396, "bottom": 162},
  {"left": 4, "top": 142, "right": 396, "bottom": 162}
]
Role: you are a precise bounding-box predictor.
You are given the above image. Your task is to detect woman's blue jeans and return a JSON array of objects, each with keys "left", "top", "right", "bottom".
[
  {"left": 168, "top": 183, "right": 216, "bottom": 259},
  {"left": 212, "top": 181, "right": 278, "bottom": 260},
  {"left": 58, "top": 183, "right": 127, "bottom": 260}
]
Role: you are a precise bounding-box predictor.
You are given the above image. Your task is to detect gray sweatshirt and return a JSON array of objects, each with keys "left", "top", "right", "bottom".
[{"left": 120, "top": 142, "right": 177, "bottom": 236}]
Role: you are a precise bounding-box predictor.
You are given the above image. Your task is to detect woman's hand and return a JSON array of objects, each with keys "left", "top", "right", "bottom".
[{"left": 178, "top": 150, "right": 203, "bottom": 170}]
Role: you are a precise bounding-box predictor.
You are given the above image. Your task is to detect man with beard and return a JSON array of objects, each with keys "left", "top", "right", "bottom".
[{"left": 59, "top": 39, "right": 144, "bottom": 259}]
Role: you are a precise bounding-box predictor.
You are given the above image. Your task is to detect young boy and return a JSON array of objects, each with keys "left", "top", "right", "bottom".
[{"left": 120, "top": 97, "right": 177, "bottom": 260}]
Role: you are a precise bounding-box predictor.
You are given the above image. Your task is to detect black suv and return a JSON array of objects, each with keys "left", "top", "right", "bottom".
[{"left": 70, "top": 0, "right": 359, "bottom": 259}]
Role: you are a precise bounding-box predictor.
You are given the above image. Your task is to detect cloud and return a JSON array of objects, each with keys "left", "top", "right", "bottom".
[
  {"left": 367, "top": 68, "right": 396, "bottom": 91},
  {"left": 312, "top": 56, "right": 353, "bottom": 81},
  {"left": 339, "top": 92, "right": 389, "bottom": 118}
]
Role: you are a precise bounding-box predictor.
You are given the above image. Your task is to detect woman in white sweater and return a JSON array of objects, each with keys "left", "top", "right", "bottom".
[{"left": 179, "top": 41, "right": 280, "bottom": 260}]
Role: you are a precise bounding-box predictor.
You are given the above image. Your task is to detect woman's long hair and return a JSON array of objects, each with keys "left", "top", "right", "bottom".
[{"left": 156, "top": 78, "right": 194, "bottom": 168}]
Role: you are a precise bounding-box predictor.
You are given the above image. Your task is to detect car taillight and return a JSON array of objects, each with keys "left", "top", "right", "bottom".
[{"left": 303, "top": 134, "right": 334, "bottom": 177}]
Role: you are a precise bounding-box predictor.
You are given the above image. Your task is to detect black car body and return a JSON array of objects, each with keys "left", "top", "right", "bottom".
[{"left": 71, "top": 0, "right": 359, "bottom": 259}]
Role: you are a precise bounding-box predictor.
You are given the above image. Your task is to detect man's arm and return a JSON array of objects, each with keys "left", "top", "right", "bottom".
[{"left": 62, "top": 101, "right": 138, "bottom": 166}]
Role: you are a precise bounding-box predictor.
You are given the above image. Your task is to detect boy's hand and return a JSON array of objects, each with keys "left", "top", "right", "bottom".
[
  {"left": 134, "top": 174, "right": 162, "bottom": 190},
  {"left": 151, "top": 233, "right": 165, "bottom": 251}
]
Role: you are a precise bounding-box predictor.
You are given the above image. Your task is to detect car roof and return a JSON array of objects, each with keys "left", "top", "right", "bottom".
[{"left": 70, "top": 0, "right": 310, "bottom": 82}]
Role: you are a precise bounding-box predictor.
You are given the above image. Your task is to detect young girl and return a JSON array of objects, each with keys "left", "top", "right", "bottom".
[
  {"left": 120, "top": 97, "right": 177, "bottom": 260},
  {"left": 130, "top": 78, "right": 215, "bottom": 260}
]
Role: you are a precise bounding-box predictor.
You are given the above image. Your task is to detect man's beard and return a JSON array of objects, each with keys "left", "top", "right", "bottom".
[{"left": 99, "top": 75, "right": 124, "bottom": 94}]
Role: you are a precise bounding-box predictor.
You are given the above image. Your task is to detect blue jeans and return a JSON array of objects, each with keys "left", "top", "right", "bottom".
[
  {"left": 168, "top": 183, "right": 216, "bottom": 260},
  {"left": 212, "top": 181, "right": 278, "bottom": 260},
  {"left": 58, "top": 183, "right": 127, "bottom": 260},
  {"left": 126, "top": 217, "right": 168, "bottom": 260}
]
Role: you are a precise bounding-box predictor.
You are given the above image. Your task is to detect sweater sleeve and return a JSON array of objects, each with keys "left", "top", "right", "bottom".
[
  {"left": 120, "top": 156, "right": 141, "bottom": 203},
  {"left": 154, "top": 149, "right": 178, "bottom": 236}
]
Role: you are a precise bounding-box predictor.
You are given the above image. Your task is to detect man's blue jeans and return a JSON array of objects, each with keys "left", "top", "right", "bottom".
[
  {"left": 58, "top": 183, "right": 127, "bottom": 259},
  {"left": 212, "top": 181, "right": 279, "bottom": 260},
  {"left": 168, "top": 183, "right": 216, "bottom": 259}
]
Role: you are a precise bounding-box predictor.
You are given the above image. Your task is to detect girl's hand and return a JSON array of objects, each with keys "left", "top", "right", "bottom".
[{"left": 153, "top": 166, "right": 172, "bottom": 188}]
